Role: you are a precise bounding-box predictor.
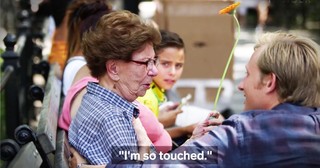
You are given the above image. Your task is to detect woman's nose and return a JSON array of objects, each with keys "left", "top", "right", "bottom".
[{"left": 148, "top": 64, "right": 158, "bottom": 77}]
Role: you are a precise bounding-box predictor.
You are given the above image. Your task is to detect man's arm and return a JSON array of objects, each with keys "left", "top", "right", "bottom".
[{"left": 158, "top": 123, "right": 239, "bottom": 167}]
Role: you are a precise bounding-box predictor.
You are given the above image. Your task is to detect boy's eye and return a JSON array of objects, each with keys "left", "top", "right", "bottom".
[
  {"left": 161, "top": 62, "right": 170, "bottom": 67},
  {"left": 175, "top": 64, "right": 183, "bottom": 69}
]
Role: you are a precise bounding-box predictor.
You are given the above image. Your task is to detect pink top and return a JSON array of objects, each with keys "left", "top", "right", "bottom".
[
  {"left": 58, "top": 76, "right": 96, "bottom": 131},
  {"left": 136, "top": 102, "right": 172, "bottom": 153},
  {"left": 58, "top": 77, "right": 172, "bottom": 153}
]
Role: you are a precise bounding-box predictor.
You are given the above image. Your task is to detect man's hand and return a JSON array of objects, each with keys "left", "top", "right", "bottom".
[
  {"left": 191, "top": 111, "right": 224, "bottom": 139},
  {"left": 68, "top": 147, "right": 106, "bottom": 168},
  {"left": 68, "top": 147, "right": 87, "bottom": 168}
]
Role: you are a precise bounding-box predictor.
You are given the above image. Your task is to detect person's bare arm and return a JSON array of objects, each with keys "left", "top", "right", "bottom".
[
  {"left": 133, "top": 118, "right": 152, "bottom": 160},
  {"left": 166, "top": 124, "right": 196, "bottom": 139},
  {"left": 69, "top": 65, "right": 93, "bottom": 119},
  {"left": 167, "top": 111, "right": 224, "bottom": 140},
  {"left": 71, "top": 65, "right": 91, "bottom": 85},
  {"left": 70, "top": 88, "right": 87, "bottom": 119}
]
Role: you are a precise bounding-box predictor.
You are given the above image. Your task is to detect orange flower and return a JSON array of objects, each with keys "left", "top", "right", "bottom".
[
  {"left": 214, "top": 1, "right": 241, "bottom": 111},
  {"left": 219, "top": 2, "right": 240, "bottom": 15}
]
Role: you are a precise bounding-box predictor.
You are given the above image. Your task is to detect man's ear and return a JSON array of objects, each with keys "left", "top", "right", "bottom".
[
  {"left": 106, "top": 60, "right": 120, "bottom": 81},
  {"left": 263, "top": 73, "right": 277, "bottom": 93}
]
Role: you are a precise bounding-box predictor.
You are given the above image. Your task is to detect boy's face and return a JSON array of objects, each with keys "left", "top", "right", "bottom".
[{"left": 153, "top": 47, "right": 185, "bottom": 90}]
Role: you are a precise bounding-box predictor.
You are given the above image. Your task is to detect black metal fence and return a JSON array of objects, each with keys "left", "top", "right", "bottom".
[
  {"left": 0, "top": 1, "right": 52, "bottom": 166},
  {"left": 0, "top": 0, "right": 49, "bottom": 140}
]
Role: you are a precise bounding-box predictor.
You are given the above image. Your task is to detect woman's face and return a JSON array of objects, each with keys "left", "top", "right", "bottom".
[
  {"left": 153, "top": 47, "right": 185, "bottom": 90},
  {"left": 116, "top": 43, "right": 158, "bottom": 102}
]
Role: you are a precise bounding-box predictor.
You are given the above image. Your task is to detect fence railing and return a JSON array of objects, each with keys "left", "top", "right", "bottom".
[{"left": 1, "top": 8, "right": 49, "bottom": 140}]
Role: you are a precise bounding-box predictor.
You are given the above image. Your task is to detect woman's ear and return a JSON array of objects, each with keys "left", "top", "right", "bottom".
[{"left": 106, "top": 60, "right": 120, "bottom": 81}]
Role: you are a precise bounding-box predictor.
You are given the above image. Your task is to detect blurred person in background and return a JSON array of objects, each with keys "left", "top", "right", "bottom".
[
  {"left": 62, "top": 0, "right": 112, "bottom": 96},
  {"left": 237, "top": 0, "right": 270, "bottom": 33}
]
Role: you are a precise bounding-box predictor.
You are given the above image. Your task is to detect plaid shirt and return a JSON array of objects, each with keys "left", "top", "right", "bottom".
[
  {"left": 164, "top": 103, "right": 320, "bottom": 167},
  {"left": 69, "top": 82, "right": 140, "bottom": 165}
]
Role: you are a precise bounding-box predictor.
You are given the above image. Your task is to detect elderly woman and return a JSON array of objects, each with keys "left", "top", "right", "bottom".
[
  {"left": 68, "top": 10, "right": 161, "bottom": 165},
  {"left": 58, "top": 0, "right": 172, "bottom": 154}
]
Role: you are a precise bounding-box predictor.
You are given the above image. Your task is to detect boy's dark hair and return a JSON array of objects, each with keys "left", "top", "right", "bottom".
[{"left": 155, "top": 30, "right": 185, "bottom": 53}]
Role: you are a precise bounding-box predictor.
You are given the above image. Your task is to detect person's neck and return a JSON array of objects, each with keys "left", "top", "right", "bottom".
[
  {"left": 98, "top": 76, "right": 115, "bottom": 91},
  {"left": 265, "top": 94, "right": 281, "bottom": 110}
]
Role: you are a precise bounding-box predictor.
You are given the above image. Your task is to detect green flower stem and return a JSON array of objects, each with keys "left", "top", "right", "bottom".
[{"left": 213, "top": 14, "right": 241, "bottom": 111}]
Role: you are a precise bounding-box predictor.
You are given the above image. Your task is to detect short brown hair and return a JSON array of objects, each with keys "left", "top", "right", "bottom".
[{"left": 82, "top": 10, "right": 161, "bottom": 78}]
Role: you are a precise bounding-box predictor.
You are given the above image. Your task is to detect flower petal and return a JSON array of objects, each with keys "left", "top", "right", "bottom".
[{"left": 219, "top": 2, "right": 240, "bottom": 15}]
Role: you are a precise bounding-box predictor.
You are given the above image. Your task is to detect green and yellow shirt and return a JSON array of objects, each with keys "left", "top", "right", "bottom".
[{"left": 137, "top": 82, "right": 166, "bottom": 117}]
